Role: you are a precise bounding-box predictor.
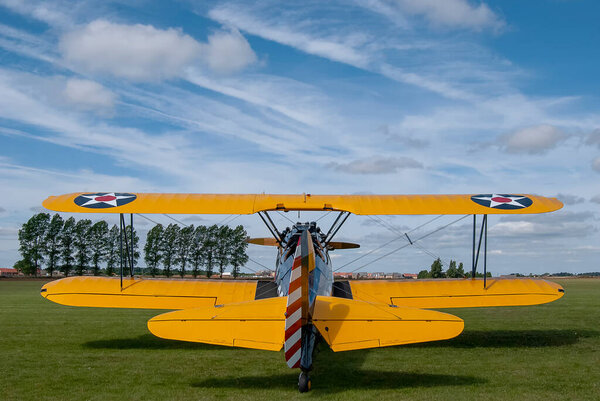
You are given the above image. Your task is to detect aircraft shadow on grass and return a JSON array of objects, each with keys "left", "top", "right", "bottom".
[
  {"left": 83, "top": 334, "right": 227, "bottom": 350},
  {"left": 83, "top": 329, "right": 595, "bottom": 392},
  {"left": 408, "top": 329, "right": 599, "bottom": 348},
  {"left": 191, "top": 370, "right": 484, "bottom": 391},
  {"left": 83, "top": 329, "right": 598, "bottom": 351}
]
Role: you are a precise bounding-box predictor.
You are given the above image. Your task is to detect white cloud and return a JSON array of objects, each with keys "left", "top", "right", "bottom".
[
  {"left": 201, "top": 29, "right": 257, "bottom": 74},
  {"left": 391, "top": 0, "right": 504, "bottom": 32},
  {"left": 63, "top": 78, "right": 115, "bottom": 111},
  {"left": 327, "top": 156, "right": 423, "bottom": 174},
  {"left": 59, "top": 20, "right": 258, "bottom": 81},
  {"left": 499, "top": 124, "right": 566, "bottom": 154},
  {"left": 59, "top": 20, "right": 203, "bottom": 81},
  {"left": 592, "top": 156, "right": 600, "bottom": 173},
  {"left": 590, "top": 195, "right": 600, "bottom": 204}
]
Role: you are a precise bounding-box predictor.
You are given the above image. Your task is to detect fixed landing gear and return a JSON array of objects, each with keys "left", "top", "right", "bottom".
[{"left": 298, "top": 370, "right": 312, "bottom": 393}]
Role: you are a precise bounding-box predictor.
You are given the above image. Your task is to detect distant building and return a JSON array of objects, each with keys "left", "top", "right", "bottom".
[
  {"left": 0, "top": 268, "right": 19, "bottom": 277},
  {"left": 335, "top": 271, "right": 418, "bottom": 280}
]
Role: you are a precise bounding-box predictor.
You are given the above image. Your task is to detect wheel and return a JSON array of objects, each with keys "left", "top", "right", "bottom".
[{"left": 298, "top": 371, "right": 312, "bottom": 393}]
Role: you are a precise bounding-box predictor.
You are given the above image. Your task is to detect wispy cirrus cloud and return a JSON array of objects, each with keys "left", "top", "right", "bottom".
[
  {"left": 327, "top": 156, "right": 423, "bottom": 174},
  {"left": 366, "top": 0, "right": 505, "bottom": 32}
]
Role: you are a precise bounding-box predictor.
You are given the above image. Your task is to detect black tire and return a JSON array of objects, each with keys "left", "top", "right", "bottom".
[{"left": 298, "top": 371, "right": 311, "bottom": 393}]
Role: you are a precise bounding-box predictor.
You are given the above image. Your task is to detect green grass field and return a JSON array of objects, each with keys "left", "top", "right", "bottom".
[{"left": 1, "top": 279, "right": 599, "bottom": 400}]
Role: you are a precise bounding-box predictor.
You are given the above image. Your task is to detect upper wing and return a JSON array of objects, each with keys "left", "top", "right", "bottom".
[
  {"left": 41, "top": 276, "right": 259, "bottom": 309},
  {"left": 348, "top": 278, "right": 564, "bottom": 309},
  {"left": 42, "top": 193, "right": 562, "bottom": 215}
]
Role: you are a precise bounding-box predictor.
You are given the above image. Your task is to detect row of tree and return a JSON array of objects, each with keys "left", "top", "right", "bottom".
[
  {"left": 143, "top": 223, "right": 248, "bottom": 278},
  {"left": 17, "top": 213, "right": 133, "bottom": 277},
  {"left": 417, "top": 258, "right": 491, "bottom": 279},
  {"left": 16, "top": 213, "right": 248, "bottom": 278}
]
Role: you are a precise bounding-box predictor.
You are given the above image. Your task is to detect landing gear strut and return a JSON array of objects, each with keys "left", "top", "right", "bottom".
[{"left": 298, "top": 370, "right": 311, "bottom": 392}]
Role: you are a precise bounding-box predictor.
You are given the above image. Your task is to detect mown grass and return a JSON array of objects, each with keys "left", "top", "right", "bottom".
[{"left": 1, "top": 279, "right": 599, "bottom": 400}]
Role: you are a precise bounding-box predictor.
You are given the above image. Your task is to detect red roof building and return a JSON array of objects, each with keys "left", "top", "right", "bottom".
[{"left": 0, "top": 268, "right": 19, "bottom": 277}]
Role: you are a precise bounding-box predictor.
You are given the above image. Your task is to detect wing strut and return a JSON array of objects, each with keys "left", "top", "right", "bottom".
[
  {"left": 324, "top": 211, "right": 350, "bottom": 245},
  {"left": 119, "top": 213, "right": 136, "bottom": 290},
  {"left": 258, "top": 211, "right": 283, "bottom": 247},
  {"left": 471, "top": 214, "right": 488, "bottom": 288}
]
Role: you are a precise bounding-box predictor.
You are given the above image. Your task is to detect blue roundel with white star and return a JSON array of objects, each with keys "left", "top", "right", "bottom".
[
  {"left": 74, "top": 193, "right": 137, "bottom": 209},
  {"left": 471, "top": 194, "right": 533, "bottom": 210}
]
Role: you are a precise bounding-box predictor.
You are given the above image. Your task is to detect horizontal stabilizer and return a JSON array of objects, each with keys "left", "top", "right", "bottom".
[
  {"left": 313, "top": 296, "right": 463, "bottom": 352},
  {"left": 349, "top": 278, "right": 564, "bottom": 309},
  {"left": 41, "top": 276, "right": 257, "bottom": 309},
  {"left": 147, "top": 297, "right": 287, "bottom": 351}
]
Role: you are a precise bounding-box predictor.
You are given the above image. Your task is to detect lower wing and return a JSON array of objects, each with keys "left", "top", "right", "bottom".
[
  {"left": 40, "top": 276, "right": 260, "bottom": 309},
  {"left": 348, "top": 277, "right": 564, "bottom": 309}
]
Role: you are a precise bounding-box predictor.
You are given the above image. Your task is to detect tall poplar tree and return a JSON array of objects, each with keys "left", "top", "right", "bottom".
[
  {"left": 161, "top": 224, "right": 180, "bottom": 278},
  {"left": 105, "top": 225, "right": 120, "bottom": 276},
  {"left": 44, "top": 214, "right": 63, "bottom": 277},
  {"left": 230, "top": 225, "right": 249, "bottom": 278},
  {"left": 73, "top": 219, "right": 93, "bottom": 275},
  {"left": 175, "top": 225, "right": 194, "bottom": 277},
  {"left": 190, "top": 225, "right": 207, "bottom": 278},
  {"left": 144, "top": 224, "right": 163, "bottom": 277},
  {"left": 215, "top": 225, "right": 233, "bottom": 278},
  {"left": 123, "top": 224, "right": 140, "bottom": 272},
  {"left": 59, "top": 217, "right": 76, "bottom": 277},
  {"left": 203, "top": 225, "right": 218, "bottom": 278},
  {"left": 18, "top": 213, "right": 50, "bottom": 276},
  {"left": 89, "top": 221, "right": 109, "bottom": 275}
]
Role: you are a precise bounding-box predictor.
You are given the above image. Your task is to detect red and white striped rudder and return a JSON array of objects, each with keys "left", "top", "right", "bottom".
[{"left": 284, "top": 239, "right": 303, "bottom": 368}]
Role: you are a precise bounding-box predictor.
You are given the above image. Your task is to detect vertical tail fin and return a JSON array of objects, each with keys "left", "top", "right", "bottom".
[
  {"left": 284, "top": 238, "right": 303, "bottom": 368},
  {"left": 284, "top": 230, "right": 315, "bottom": 368}
]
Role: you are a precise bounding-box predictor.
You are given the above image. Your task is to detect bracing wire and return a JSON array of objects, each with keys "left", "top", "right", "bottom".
[
  {"left": 135, "top": 213, "right": 161, "bottom": 226},
  {"left": 342, "top": 214, "right": 470, "bottom": 274},
  {"left": 368, "top": 215, "right": 445, "bottom": 264},
  {"left": 163, "top": 213, "right": 189, "bottom": 227},
  {"left": 247, "top": 256, "right": 274, "bottom": 273},
  {"left": 334, "top": 214, "right": 444, "bottom": 271},
  {"left": 219, "top": 214, "right": 241, "bottom": 226},
  {"left": 315, "top": 211, "right": 332, "bottom": 223},
  {"left": 276, "top": 211, "right": 296, "bottom": 225}
]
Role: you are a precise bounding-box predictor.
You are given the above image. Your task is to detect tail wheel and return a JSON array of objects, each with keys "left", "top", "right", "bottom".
[{"left": 298, "top": 371, "right": 311, "bottom": 392}]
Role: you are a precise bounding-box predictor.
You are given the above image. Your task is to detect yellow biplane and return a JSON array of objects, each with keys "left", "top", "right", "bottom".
[{"left": 41, "top": 192, "right": 564, "bottom": 392}]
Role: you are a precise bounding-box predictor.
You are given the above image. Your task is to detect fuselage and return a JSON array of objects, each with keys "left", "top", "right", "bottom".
[{"left": 274, "top": 222, "right": 334, "bottom": 301}]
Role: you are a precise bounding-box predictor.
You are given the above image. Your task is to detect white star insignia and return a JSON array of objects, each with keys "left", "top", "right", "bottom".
[
  {"left": 472, "top": 194, "right": 527, "bottom": 208},
  {"left": 79, "top": 193, "right": 136, "bottom": 207}
]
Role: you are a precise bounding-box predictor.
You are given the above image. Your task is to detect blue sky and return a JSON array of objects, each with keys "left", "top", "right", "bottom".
[{"left": 0, "top": 0, "right": 599, "bottom": 275}]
